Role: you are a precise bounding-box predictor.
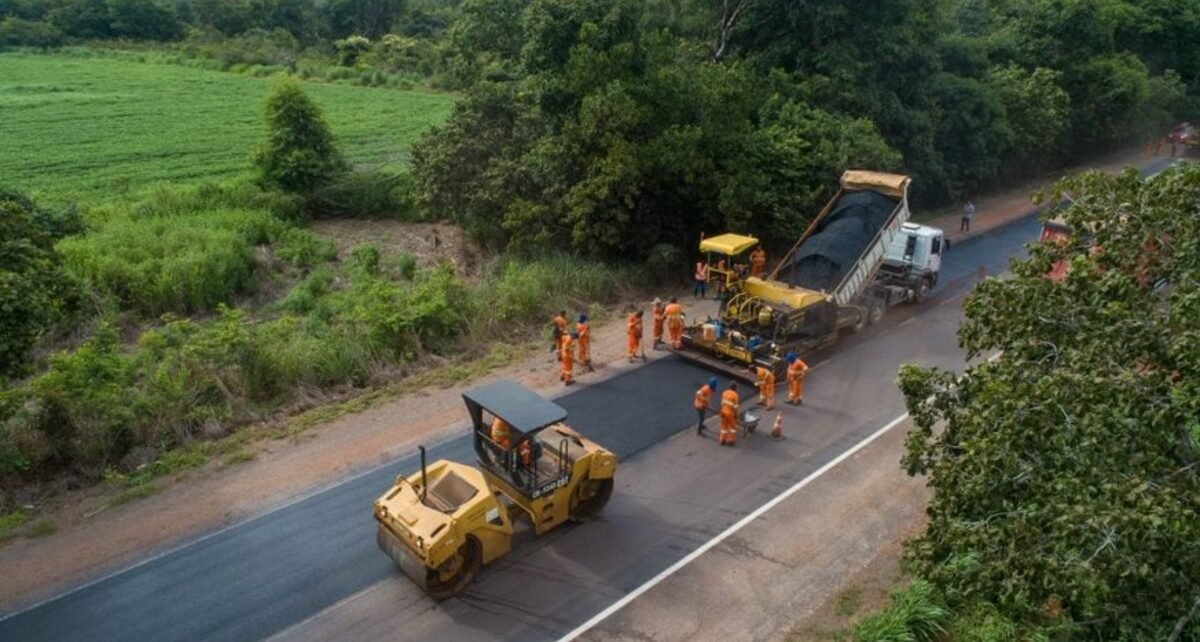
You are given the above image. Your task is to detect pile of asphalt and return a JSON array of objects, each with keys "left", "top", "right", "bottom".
[{"left": 778, "top": 190, "right": 898, "bottom": 292}]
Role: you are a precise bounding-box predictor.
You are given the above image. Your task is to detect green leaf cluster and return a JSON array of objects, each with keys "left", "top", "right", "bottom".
[
  {"left": 899, "top": 164, "right": 1200, "bottom": 639},
  {"left": 252, "top": 76, "right": 348, "bottom": 195}
]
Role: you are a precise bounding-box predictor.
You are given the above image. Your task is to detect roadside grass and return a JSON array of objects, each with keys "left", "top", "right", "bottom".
[
  {"left": 0, "top": 51, "right": 453, "bottom": 202},
  {"left": 0, "top": 510, "right": 30, "bottom": 543},
  {"left": 28, "top": 519, "right": 58, "bottom": 538},
  {"left": 835, "top": 586, "right": 864, "bottom": 617}
]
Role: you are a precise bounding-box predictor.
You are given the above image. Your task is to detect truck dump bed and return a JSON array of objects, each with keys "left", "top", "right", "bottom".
[{"left": 769, "top": 171, "right": 911, "bottom": 306}]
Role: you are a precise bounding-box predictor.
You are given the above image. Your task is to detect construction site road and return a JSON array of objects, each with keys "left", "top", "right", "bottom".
[{"left": 0, "top": 166, "right": 1164, "bottom": 642}]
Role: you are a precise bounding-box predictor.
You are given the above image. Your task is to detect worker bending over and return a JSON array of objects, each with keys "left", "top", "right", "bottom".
[
  {"left": 720, "top": 383, "right": 740, "bottom": 446},
  {"left": 651, "top": 298, "right": 666, "bottom": 350},
  {"left": 694, "top": 377, "right": 717, "bottom": 436},
  {"left": 786, "top": 352, "right": 809, "bottom": 405},
  {"left": 750, "top": 363, "right": 776, "bottom": 411},
  {"left": 750, "top": 245, "right": 767, "bottom": 278},
  {"left": 627, "top": 310, "right": 646, "bottom": 363},
  {"left": 576, "top": 314, "right": 592, "bottom": 371},
  {"left": 665, "top": 297, "right": 685, "bottom": 349},
  {"left": 560, "top": 331, "right": 577, "bottom": 386}
]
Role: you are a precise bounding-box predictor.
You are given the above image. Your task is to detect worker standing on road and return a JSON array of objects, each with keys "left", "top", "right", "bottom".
[
  {"left": 786, "top": 352, "right": 809, "bottom": 405},
  {"left": 961, "top": 201, "right": 975, "bottom": 233},
  {"left": 694, "top": 377, "right": 717, "bottom": 436},
  {"left": 694, "top": 259, "right": 708, "bottom": 299},
  {"left": 551, "top": 310, "right": 568, "bottom": 360},
  {"left": 665, "top": 297, "right": 685, "bottom": 349},
  {"left": 651, "top": 298, "right": 666, "bottom": 350},
  {"left": 627, "top": 310, "right": 646, "bottom": 363},
  {"left": 750, "top": 245, "right": 766, "bottom": 278},
  {"left": 720, "top": 382, "right": 740, "bottom": 447},
  {"left": 576, "top": 314, "right": 593, "bottom": 371},
  {"left": 560, "top": 331, "right": 577, "bottom": 386},
  {"left": 750, "top": 364, "right": 776, "bottom": 410},
  {"left": 491, "top": 416, "right": 513, "bottom": 450}
]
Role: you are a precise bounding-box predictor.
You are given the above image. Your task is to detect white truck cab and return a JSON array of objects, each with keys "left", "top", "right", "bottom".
[{"left": 878, "top": 222, "right": 946, "bottom": 302}]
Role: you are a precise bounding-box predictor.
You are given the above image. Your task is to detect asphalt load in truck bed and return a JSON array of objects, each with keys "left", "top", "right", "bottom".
[{"left": 777, "top": 190, "right": 899, "bottom": 292}]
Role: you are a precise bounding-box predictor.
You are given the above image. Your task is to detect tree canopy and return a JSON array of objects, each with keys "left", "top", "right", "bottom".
[
  {"left": 252, "top": 76, "right": 347, "bottom": 194},
  {"left": 899, "top": 164, "right": 1200, "bottom": 639}
]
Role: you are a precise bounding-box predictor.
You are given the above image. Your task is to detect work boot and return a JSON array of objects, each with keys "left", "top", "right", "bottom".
[{"left": 564, "top": 379, "right": 575, "bottom": 386}]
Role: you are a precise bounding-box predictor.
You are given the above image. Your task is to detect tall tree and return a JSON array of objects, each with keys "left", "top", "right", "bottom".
[
  {"left": 899, "top": 164, "right": 1200, "bottom": 639},
  {"left": 252, "top": 77, "right": 347, "bottom": 194}
]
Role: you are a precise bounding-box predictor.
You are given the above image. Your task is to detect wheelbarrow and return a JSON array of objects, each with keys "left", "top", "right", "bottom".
[{"left": 739, "top": 410, "right": 760, "bottom": 438}]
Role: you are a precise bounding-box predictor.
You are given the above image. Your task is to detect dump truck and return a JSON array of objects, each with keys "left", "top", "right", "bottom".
[
  {"left": 373, "top": 380, "right": 616, "bottom": 599},
  {"left": 680, "top": 170, "right": 945, "bottom": 380}
]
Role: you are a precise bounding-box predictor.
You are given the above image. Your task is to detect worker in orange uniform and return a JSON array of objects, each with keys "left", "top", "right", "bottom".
[
  {"left": 491, "top": 416, "right": 513, "bottom": 450},
  {"left": 750, "top": 245, "right": 767, "bottom": 278},
  {"left": 694, "top": 377, "right": 718, "bottom": 436},
  {"left": 627, "top": 310, "right": 646, "bottom": 362},
  {"left": 719, "top": 382, "right": 740, "bottom": 446},
  {"left": 576, "top": 314, "right": 593, "bottom": 371},
  {"left": 551, "top": 310, "right": 568, "bottom": 360},
  {"left": 560, "top": 331, "right": 577, "bottom": 386},
  {"left": 651, "top": 298, "right": 666, "bottom": 350},
  {"left": 749, "top": 363, "right": 776, "bottom": 411},
  {"left": 665, "top": 297, "right": 685, "bottom": 349},
  {"left": 786, "top": 352, "right": 809, "bottom": 405}
]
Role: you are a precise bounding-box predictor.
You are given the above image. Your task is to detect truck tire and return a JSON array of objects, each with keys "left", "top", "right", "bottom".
[
  {"left": 867, "top": 297, "right": 885, "bottom": 326},
  {"left": 913, "top": 277, "right": 931, "bottom": 303}
]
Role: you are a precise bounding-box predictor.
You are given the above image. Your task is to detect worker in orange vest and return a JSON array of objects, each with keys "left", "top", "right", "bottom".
[
  {"left": 651, "top": 298, "right": 666, "bottom": 350},
  {"left": 719, "top": 382, "right": 740, "bottom": 446},
  {"left": 560, "top": 331, "right": 576, "bottom": 386},
  {"left": 750, "top": 245, "right": 767, "bottom": 278},
  {"left": 694, "top": 377, "right": 717, "bottom": 436},
  {"left": 551, "top": 310, "right": 568, "bottom": 360},
  {"left": 786, "top": 352, "right": 809, "bottom": 405},
  {"left": 627, "top": 310, "right": 646, "bottom": 362},
  {"left": 749, "top": 363, "right": 776, "bottom": 410},
  {"left": 665, "top": 297, "right": 685, "bottom": 349},
  {"left": 576, "top": 314, "right": 592, "bottom": 371},
  {"left": 491, "top": 416, "right": 513, "bottom": 450}
]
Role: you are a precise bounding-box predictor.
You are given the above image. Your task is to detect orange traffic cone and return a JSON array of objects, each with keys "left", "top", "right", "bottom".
[{"left": 771, "top": 414, "right": 784, "bottom": 441}]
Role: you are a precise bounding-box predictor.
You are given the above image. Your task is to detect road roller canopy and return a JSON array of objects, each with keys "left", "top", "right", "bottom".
[
  {"left": 700, "top": 233, "right": 759, "bottom": 256},
  {"left": 463, "top": 380, "right": 568, "bottom": 435}
]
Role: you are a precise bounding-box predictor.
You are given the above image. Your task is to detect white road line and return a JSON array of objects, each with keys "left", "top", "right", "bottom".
[{"left": 556, "top": 410, "right": 912, "bottom": 641}]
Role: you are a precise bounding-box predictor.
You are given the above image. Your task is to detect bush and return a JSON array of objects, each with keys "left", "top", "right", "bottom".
[
  {"left": 309, "top": 170, "right": 422, "bottom": 220},
  {"left": 282, "top": 267, "right": 335, "bottom": 314},
  {"left": 124, "top": 181, "right": 306, "bottom": 223},
  {"left": 0, "top": 18, "right": 65, "bottom": 48},
  {"left": 57, "top": 209, "right": 279, "bottom": 315},
  {"left": 252, "top": 77, "right": 347, "bottom": 194},
  {"left": 273, "top": 227, "right": 337, "bottom": 268},
  {"left": 473, "top": 256, "right": 644, "bottom": 332},
  {"left": 0, "top": 191, "right": 79, "bottom": 379},
  {"left": 854, "top": 580, "right": 949, "bottom": 642}
]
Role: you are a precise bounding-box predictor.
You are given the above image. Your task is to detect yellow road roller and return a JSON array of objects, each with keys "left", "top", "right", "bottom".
[{"left": 373, "top": 380, "right": 617, "bottom": 599}]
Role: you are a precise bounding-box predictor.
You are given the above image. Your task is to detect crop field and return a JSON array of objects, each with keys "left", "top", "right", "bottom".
[{"left": 0, "top": 52, "right": 454, "bottom": 201}]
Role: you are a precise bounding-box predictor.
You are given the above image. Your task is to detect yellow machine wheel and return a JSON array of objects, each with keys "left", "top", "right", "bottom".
[
  {"left": 569, "top": 477, "right": 613, "bottom": 521},
  {"left": 379, "top": 525, "right": 482, "bottom": 600}
]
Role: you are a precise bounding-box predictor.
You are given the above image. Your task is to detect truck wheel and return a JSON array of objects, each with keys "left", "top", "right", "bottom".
[
  {"left": 425, "top": 535, "right": 482, "bottom": 600},
  {"left": 570, "top": 477, "right": 614, "bottom": 521},
  {"left": 913, "top": 278, "right": 931, "bottom": 303},
  {"left": 867, "top": 298, "right": 885, "bottom": 326}
]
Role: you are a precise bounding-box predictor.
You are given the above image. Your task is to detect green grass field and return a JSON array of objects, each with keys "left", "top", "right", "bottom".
[{"left": 0, "top": 52, "right": 454, "bottom": 201}]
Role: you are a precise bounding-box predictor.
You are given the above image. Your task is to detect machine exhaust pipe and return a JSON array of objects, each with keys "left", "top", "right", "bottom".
[{"left": 419, "top": 445, "right": 428, "bottom": 502}]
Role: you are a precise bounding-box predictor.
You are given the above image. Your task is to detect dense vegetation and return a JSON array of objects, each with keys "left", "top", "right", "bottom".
[{"left": 862, "top": 164, "right": 1200, "bottom": 640}]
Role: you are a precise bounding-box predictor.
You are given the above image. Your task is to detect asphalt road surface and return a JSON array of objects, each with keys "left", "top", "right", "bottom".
[{"left": 0, "top": 199, "right": 1112, "bottom": 641}]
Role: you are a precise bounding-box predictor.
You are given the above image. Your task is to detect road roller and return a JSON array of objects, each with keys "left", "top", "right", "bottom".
[{"left": 373, "top": 380, "right": 617, "bottom": 599}]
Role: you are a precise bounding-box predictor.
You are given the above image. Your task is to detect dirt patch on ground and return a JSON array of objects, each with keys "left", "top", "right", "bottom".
[{"left": 309, "top": 219, "right": 487, "bottom": 279}]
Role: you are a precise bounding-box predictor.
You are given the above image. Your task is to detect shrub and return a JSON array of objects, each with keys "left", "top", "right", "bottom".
[
  {"left": 393, "top": 253, "right": 417, "bottom": 280},
  {"left": 0, "top": 18, "right": 65, "bottom": 48},
  {"left": 57, "top": 210, "right": 275, "bottom": 315},
  {"left": 854, "top": 580, "right": 949, "bottom": 642},
  {"left": 473, "top": 256, "right": 644, "bottom": 332},
  {"left": 336, "top": 264, "right": 467, "bottom": 359},
  {"left": 273, "top": 227, "right": 337, "bottom": 268},
  {"left": 282, "top": 267, "right": 335, "bottom": 314},
  {"left": 0, "top": 191, "right": 79, "bottom": 379},
  {"left": 128, "top": 180, "right": 305, "bottom": 222},
  {"left": 350, "top": 244, "right": 380, "bottom": 276},
  {"left": 309, "top": 170, "right": 421, "bottom": 220},
  {"left": 252, "top": 77, "right": 347, "bottom": 194}
]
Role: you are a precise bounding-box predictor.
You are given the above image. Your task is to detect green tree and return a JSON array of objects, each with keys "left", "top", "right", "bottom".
[
  {"left": 105, "top": 0, "right": 182, "bottom": 41},
  {"left": 986, "top": 65, "right": 1070, "bottom": 174},
  {"left": 899, "top": 164, "right": 1200, "bottom": 639},
  {"left": 0, "top": 192, "right": 79, "bottom": 380},
  {"left": 252, "top": 77, "right": 347, "bottom": 194}
]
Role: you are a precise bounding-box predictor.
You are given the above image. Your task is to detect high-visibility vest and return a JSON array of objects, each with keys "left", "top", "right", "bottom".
[
  {"left": 721, "top": 389, "right": 740, "bottom": 414},
  {"left": 665, "top": 303, "right": 684, "bottom": 321},
  {"left": 694, "top": 385, "right": 712, "bottom": 410},
  {"left": 628, "top": 314, "right": 642, "bottom": 338},
  {"left": 491, "top": 419, "right": 512, "bottom": 449},
  {"left": 788, "top": 359, "right": 809, "bottom": 381},
  {"left": 695, "top": 263, "right": 708, "bottom": 281}
]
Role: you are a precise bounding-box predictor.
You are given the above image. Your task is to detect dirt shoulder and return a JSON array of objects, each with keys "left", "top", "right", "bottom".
[{"left": 0, "top": 146, "right": 1167, "bottom": 615}]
